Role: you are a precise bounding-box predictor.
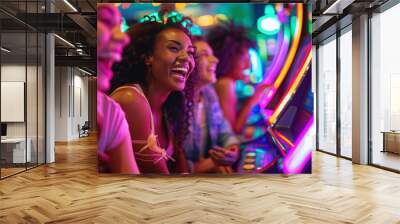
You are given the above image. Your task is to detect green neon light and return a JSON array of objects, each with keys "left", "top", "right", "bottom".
[
  {"left": 121, "top": 17, "right": 129, "bottom": 32},
  {"left": 257, "top": 5, "right": 281, "bottom": 36}
]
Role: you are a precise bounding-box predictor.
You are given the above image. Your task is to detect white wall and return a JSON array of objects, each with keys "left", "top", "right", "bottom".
[
  {"left": 72, "top": 73, "right": 89, "bottom": 138},
  {"left": 54, "top": 66, "right": 89, "bottom": 141},
  {"left": 1, "top": 65, "right": 40, "bottom": 138},
  {"left": 54, "top": 66, "right": 70, "bottom": 141}
]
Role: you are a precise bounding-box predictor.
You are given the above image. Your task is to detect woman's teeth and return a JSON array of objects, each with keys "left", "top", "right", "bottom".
[{"left": 171, "top": 67, "right": 188, "bottom": 76}]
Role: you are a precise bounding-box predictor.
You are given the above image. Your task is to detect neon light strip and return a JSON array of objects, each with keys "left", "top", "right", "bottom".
[
  {"left": 261, "top": 4, "right": 303, "bottom": 108},
  {"left": 282, "top": 116, "right": 314, "bottom": 174},
  {"left": 260, "top": 6, "right": 287, "bottom": 86},
  {"left": 249, "top": 48, "right": 263, "bottom": 83},
  {"left": 273, "top": 3, "right": 303, "bottom": 89},
  {"left": 275, "top": 130, "right": 294, "bottom": 147},
  {"left": 263, "top": 25, "right": 288, "bottom": 84},
  {"left": 259, "top": 25, "right": 290, "bottom": 110},
  {"left": 268, "top": 127, "right": 287, "bottom": 156},
  {"left": 269, "top": 47, "right": 311, "bottom": 125}
]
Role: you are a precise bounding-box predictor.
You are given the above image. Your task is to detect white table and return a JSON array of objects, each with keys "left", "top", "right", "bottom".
[{"left": 1, "top": 138, "right": 31, "bottom": 163}]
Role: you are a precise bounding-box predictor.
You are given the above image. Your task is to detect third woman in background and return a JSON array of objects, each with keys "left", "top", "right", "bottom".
[{"left": 208, "top": 22, "right": 271, "bottom": 134}]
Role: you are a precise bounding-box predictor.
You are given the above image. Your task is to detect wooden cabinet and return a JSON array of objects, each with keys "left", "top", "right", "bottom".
[{"left": 382, "top": 132, "right": 400, "bottom": 154}]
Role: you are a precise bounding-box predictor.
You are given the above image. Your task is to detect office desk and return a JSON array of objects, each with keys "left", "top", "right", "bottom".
[
  {"left": 381, "top": 131, "right": 400, "bottom": 154},
  {"left": 1, "top": 138, "right": 31, "bottom": 163}
]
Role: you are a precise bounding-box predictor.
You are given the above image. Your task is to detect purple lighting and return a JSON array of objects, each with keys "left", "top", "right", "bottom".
[
  {"left": 259, "top": 24, "right": 290, "bottom": 110},
  {"left": 282, "top": 116, "right": 314, "bottom": 174}
]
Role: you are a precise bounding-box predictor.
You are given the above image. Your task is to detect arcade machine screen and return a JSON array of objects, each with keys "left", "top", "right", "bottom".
[{"left": 237, "top": 7, "right": 313, "bottom": 174}]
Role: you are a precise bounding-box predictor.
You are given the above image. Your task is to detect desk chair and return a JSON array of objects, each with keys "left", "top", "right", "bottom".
[{"left": 78, "top": 121, "right": 90, "bottom": 138}]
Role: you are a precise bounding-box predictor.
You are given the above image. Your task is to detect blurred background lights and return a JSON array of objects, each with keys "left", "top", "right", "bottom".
[
  {"left": 249, "top": 48, "right": 263, "bottom": 84},
  {"left": 196, "top": 14, "right": 215, "bottom": 27},
  {"left": 215, "top": 14, "right": 228, "bottom": 22},
  {"left": 121, "top": 17, "right": 129, "bottom": 32},
  {"left": 175, "top": 3, "right": 186, "bottom": 10},
  {"left": 257, "top": 5, "right": 281, "bottom": 35}
]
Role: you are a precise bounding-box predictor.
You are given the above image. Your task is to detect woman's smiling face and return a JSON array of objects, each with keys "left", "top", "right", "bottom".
[
  {"left": 194, "top": 40, "right": 219, "bottom": 86},
  {"left": 147, "top": 27, "right": 196, "bottom": 91},
  {"left": 97, "top": 4, "right": 129, "bottom": 92},
  {"left": 97, "top": 6, "right": 129, "bottom": 63}
]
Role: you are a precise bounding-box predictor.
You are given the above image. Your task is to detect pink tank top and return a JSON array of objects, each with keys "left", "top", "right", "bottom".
[{"left": 112, "top": 84, "right": 174, "bottom": 164}]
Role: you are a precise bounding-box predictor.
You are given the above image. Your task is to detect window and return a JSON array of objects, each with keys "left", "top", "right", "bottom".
[
  {"left": 339, "top": 28, "right": 352, "bottom": 158},
  {"left": 317, "top": 36, "right": 337, "bottom": 155},
  {"left": 370, "top": 3, "right": 400, "bottom": 171}
]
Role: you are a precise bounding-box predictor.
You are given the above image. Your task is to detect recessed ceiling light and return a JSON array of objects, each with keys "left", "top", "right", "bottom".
[
  {"left": 77, "top": 67, "right": 92, "bottom": 76},
  {"left": 1, "top": 47, "right": 11, "bottom": 53},
  {"left": 63, "top": 0, "right": 78, "bottom": 12},
  {"left": 54, "top": 34, "right": 75, "bottom": 48}
]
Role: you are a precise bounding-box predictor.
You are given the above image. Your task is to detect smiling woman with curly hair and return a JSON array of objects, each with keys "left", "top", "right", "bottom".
[
  {"left": 110, "top": 12, "right": 196, "bottom": 174},
  {"left": 208, "top": 21, "right": 271, "bottom": 134}
]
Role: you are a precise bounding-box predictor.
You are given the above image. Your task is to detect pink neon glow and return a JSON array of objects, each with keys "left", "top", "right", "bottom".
[
  {"left": 273, "top": 3, "right": 303, "bottom": 89},
  {"left": 264, "top": 25, "right": 289, "bottom": 85},
  {"left": 258, "top": 8, "right": 289, "bottom": 109},
  {"left": 268, "top": 128, "right": 287, "bottom": 156},
  {"left": 275, "top": 130, "right": 294, "bottom": 147},
  {"left": 282, "top": 116, "right": 314, "bottom": 174},
  {"left": 260, "top": 25, "right": 289, "bottom": 110},
  {"left": 261, "top": 3, "right": 303, "bottom": 109},
  {"left": 269, "top": 46, "right": 312, "bottom": 125}
]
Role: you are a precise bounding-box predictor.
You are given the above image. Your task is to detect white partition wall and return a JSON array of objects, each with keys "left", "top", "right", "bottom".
[
  {"left": 0, "top": 1, "right": 47, "bottom": 179},
  {"left": 1, "top": 37, "right": 28, "bottom": 176}
]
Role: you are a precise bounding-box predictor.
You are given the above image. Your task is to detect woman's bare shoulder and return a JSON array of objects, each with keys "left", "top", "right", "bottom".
[
  {"left": 110, "top": 86, "right": 150, "bottom": 112},
  {"left": 215, "top": 78, "right": 235, "bottom": 98},
  {"left": 215, "top": 77, "right": 234, "bottom": 88},
  {"left": 110, "top": 85, "right": 152, "bottom": 135}
]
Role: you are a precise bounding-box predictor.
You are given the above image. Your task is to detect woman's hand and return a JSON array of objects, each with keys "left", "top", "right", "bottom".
[{"left": 209, "top": 145, "right": 240, "bottom": 166}]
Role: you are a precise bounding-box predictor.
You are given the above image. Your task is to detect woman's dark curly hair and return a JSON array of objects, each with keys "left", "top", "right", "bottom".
[
  {"left": 110, "top": 12, "right": 195, "bottom": 162},
  {"left": 206, "top": 21, "right": 255, "bottom": 78}
]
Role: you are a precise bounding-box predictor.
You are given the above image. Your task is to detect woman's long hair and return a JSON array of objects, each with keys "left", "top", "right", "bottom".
[
  {"left": 206, "top": 21, "right": 254, "bottom": 78},
  {"left": 111, "top": 14, "right": 195, "bottom": 169}
]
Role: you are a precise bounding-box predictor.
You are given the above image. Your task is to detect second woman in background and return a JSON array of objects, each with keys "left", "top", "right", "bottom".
[{"left": 184, "top": 37, "right": 240, "bottom": 173}]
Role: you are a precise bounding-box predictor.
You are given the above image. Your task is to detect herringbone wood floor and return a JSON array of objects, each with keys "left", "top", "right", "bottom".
[{"left": 0, "top": 134, "right": 399, "bottom": 224}]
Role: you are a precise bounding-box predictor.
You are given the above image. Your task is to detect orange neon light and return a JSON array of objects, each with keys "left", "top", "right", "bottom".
[
  {"left": 269, "top": 47, "right": 312, "bottom": 125},
  {"left": 273, "top": 3, "right": 303, "bottom": 89},
  {"left": 275, "top": 130, "right": 294, "bottom": 147}
]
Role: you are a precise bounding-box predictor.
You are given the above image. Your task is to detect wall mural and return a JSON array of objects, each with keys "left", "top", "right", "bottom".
[{"left": 97, "top": 3, "right": 313, "bottom": 175}]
